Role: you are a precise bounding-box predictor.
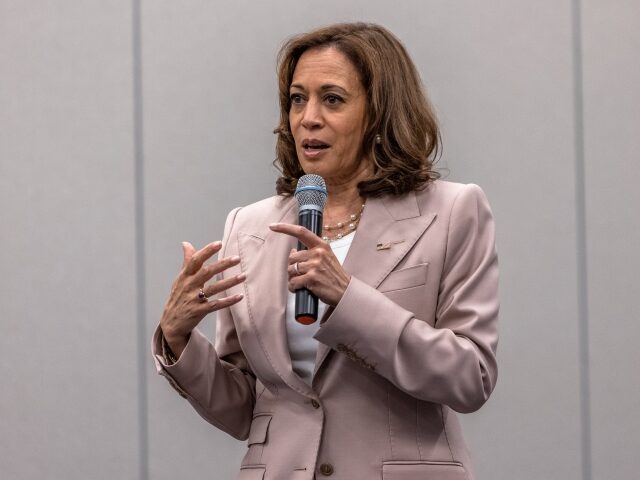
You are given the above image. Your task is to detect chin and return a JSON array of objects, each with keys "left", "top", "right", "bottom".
[{"left": 299, "top": 162, "right": 328, "bottom": 178}]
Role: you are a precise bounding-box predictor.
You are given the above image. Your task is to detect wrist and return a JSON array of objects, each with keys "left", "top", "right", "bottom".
[
  {"left": 336, "top": 274, "right": 351, "bottom": 304},
  {"left": 162, "top": 328, "right": 189, "bottom": 358},
  {"left": 161, "top": 323, "right": 186, "bottom": 343}
]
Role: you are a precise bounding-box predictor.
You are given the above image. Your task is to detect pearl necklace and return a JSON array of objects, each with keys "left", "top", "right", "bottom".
[{"left": 322, "top": 204, "right": 365, "bottom": 242}]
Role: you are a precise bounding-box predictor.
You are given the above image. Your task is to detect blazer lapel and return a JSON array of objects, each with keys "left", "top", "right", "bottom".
[
  {"left": 313, "top": 192, "right": 437, "bottom": 375},
  {"left": 237, "top": 197, "right": 315, "bottom": 396}
]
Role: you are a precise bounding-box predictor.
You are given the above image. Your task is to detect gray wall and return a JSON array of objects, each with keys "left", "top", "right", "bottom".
[{"left": 1, "top": 1, "right": 638, "bottom": 479}]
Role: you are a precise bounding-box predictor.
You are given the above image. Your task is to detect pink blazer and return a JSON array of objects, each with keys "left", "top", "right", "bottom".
[{"left": 152, "top": 180, "right": 499, "bottom": 480}]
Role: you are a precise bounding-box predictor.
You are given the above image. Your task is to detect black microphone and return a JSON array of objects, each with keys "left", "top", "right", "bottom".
[{"left": 294, "top": 174, "right": 327, "bottom": 324}]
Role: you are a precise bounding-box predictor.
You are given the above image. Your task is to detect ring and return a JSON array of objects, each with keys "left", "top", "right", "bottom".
[
  {"left": 294, "top": 262, "right": 301, "bottom": 275},
  {"left": 198, "top": 288, "right": 207, "bottom": 301}
]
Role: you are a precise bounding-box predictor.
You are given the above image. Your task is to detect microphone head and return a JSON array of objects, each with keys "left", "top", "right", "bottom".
[{"left": 294, "top": 174, "right": 327, "bottom": 211}]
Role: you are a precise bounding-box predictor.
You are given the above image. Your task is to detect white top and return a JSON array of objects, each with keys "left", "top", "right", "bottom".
[{"left": 285, "top": 232, "right": 355, "bottom": 384}]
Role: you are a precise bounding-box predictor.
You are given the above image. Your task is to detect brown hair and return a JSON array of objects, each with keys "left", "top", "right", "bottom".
[{"left": 273, "top": 22, "right": 441, "bottom": 197}]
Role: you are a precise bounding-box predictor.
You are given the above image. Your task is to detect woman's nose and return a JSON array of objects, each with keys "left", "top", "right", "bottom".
[{"left": 300, "top": 100, "right": 323, "bottom": 129}]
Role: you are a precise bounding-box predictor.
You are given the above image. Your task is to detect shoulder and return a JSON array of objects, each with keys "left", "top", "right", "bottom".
[
  {"left": 414, "top": 180, "right": 491, "bottom": 214},
  {"left": 417, "top": 181, "right": 497, "bottom": 259},
  {"left": 410, "top": 181, "right": 494, "bottom": 234},
  {"left": 224, "top": 194, "right": 296, "bottom": 232},
  {"left": 235, "top": 195, "right": 292, "bottom": 218},
  {"left": 413, "top": 180, "right": 496, "bottom": 245}
]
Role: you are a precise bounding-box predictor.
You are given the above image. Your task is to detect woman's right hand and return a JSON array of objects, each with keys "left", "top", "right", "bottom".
[{"left": 160, "top": 241, "right": 246, "bottom": 358}]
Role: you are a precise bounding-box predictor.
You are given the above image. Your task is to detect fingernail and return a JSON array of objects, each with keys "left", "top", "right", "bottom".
[
  {"left": 231, "top": 255, "right": 240, "bottom": 262},
  {"left": 237, "top": 273, "right": 247, "bottom": 281},
  {"left": 269, "top": 223, "right": 280, "bottom": 228}
]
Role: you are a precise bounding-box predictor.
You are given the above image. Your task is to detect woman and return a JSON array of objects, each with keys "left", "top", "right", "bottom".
[{"left": 153, "top": 23, "right": 499, "bottom": 480}]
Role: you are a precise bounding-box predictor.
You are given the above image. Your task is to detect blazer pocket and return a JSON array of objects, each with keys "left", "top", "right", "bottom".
[
  {"left": 236, "top": 465, "right": 266, "bottom": 480},
  {"left": 248, "top": 414, "right": 272, "bottom": 446},
  {"left": 378, "top": 263, "right": 429, "bottom": 293},
  {"left": 382, "top": 460, "right": 468, "bottom": 480}
]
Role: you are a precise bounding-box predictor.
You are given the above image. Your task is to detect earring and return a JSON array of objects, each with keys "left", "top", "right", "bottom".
[{"left": 375, "top": 134, "right": 382, "bottom": 145}]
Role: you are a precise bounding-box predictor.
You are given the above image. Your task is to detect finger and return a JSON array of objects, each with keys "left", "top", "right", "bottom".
[
  {"left": 192, "top": 255, "right": 241, "bottom": 284},
  {"left": 202, "top": 293, "right": 244, "bottom": 313},
  {"left": 287, "top": 249, "right": 311, "bottom": 265},
  {"left": 287, "top": 263, "right": 299, "bottom": 277},
  {"left": 181, "top": 241, "right": 196, "bottom": 269},
  {"left": 287, "top": 260, "right": 311, "bottom": 277},
  {"left": 203, "top": 272, "right": 246, "bottom": 298},
  {"left": 288, "top": 276, "right": 312, "bottom": 293},
  {"left": 269, "top": 223, "right": 325, "bottom": 249},
  {"left": 185, "top": 241, "right": 223, "bottom": 275}
]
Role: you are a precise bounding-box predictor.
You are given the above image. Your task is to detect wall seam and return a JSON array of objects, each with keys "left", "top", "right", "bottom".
[
  {"left": 571, "top": 1, "right": 591, "bottom": 480},
  {"left": 132, "top": 0, "right": 149, "bottom": 479}
]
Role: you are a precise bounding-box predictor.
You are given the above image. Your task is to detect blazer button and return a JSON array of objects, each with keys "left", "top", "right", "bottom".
[
  {"left": 319, "top": 463, "right": 334, "bottom": 476},
  {"left": 311, "top": 400, "right": 320, "bottom": 409}
]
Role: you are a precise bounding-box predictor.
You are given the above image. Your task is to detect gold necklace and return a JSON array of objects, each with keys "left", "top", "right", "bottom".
[{"left": 322, "top": 204, "right": 365, "bottom": 242}]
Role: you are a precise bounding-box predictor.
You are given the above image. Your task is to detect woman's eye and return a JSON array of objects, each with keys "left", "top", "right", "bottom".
[
  {"left": 290, "top": 94, "right": 304, "bottom": 104},
  {"left": 325, "top": 95, "right": 343, "bottom": 105}
]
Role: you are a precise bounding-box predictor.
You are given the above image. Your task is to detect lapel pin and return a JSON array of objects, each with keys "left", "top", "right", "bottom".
[{"left": 376, "top": 240, "right": 405, "bottom": 251}]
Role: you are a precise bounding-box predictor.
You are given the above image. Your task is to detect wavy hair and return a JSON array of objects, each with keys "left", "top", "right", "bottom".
[{"left": 273, "top": 22, "right": 441, "bottom": 197}]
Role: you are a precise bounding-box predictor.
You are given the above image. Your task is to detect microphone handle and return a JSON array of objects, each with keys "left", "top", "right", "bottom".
[{"left": 295, "top": 209, "right": 323, "bottom": 324}]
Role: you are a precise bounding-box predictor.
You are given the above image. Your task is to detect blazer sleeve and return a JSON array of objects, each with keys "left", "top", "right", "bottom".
[
  {"left": 150, "top": 207, "right": 256, "bottom": 440},
  {"left": 314, "top": 184, "right": 499, "bottom": 413}
]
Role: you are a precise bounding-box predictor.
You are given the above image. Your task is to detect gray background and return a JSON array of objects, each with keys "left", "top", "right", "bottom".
[{"left": 1, "top": 1, "right": 638, "bottom": 479}]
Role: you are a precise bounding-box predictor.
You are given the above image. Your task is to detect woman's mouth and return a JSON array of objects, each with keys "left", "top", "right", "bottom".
[{"left": 302, "top": 140, "right": 330, "bottom": 158}]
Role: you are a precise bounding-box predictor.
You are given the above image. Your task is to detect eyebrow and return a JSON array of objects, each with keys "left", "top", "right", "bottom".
[{"left": 290, "top": 83, "right": 350, "bottom": 95}]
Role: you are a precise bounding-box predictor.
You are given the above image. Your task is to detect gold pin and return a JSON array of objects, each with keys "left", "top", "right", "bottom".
[{"left": 376, "top": 240, "right": 405, "bottom": 250}]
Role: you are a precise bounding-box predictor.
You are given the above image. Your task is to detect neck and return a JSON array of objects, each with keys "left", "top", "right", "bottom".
[
  {"left": 321, "top": 184, "right": 365, "bottom": 242},
  {"left": 323, "top": 161, "right": 370, "bottom": 217},
  {"left": 318, "top": 170, "right": 367, "bottom": 241},
  {"left": 325, "top": 187, "right": 362, "bottom": 214}
]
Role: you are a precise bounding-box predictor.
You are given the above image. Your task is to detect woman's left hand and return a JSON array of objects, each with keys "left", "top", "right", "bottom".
[{"left": 269, "top": 223, "right": 351, "bottom": 306}]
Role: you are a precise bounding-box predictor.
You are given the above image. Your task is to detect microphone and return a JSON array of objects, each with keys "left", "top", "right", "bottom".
[{"left": 294, "top": 174, "right": 327, "bottom": 325}]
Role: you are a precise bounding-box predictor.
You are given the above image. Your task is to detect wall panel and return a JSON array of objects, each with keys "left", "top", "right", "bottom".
[
  {"left": 582, "top": 1, "right": 640, "bottom": 479},
  {"left": 0, "top": 2, "right": 140, "bottom": 479}
]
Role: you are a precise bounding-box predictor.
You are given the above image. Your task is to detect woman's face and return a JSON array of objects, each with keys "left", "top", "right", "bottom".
[{"left": 289, "top": 47, "right": 370, "bottom": 188}]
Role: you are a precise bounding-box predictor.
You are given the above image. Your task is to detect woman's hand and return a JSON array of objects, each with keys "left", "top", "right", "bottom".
[
  {"left": 160, "top": 241, "right": 246, "bottom": 358},
  {"left": 269, "top": 223, "right": 351, "bottom": 306}
]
